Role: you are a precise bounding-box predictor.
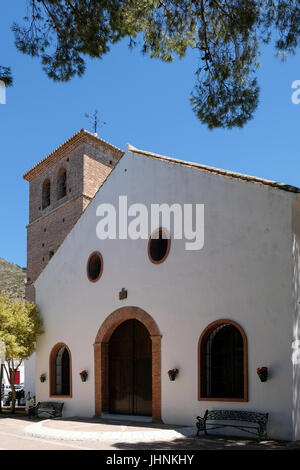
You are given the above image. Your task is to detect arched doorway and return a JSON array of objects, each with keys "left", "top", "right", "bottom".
[
  {"left": 94, "top": 306, "right": 162, "bottom": 421},
  {"left": 109, "top": 319, "right": 152, "bottom": 415}
]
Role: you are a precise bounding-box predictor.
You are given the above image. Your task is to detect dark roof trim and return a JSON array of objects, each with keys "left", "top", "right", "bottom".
[{"left": 127, "top": 145, "right": 300, "bottom": 194}]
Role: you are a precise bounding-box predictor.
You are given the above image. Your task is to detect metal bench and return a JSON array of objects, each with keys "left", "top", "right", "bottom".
[
  {"left": 28, "top": 401, "right": 64, "bottom": 419},
  {"left": 196, "top": 410, "right": 269, "bottom": 440}
]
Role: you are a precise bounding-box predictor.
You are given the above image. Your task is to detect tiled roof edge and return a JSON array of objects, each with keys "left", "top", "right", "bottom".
[
  {"left": 128, "top": 145, "right": 300, "bottom": 194},
  {"left": 23, "top": 129, "right": 123, "bottom": 181}
]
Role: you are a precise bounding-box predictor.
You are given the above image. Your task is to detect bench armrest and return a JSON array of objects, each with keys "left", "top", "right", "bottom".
[{"left": 196, "top": 415, "right": 207, "bottom": 436}]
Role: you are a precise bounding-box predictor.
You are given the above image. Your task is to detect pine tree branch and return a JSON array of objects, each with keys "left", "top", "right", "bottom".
[{"left": 200, "top": 0, "right": 211, "bottom": 72}]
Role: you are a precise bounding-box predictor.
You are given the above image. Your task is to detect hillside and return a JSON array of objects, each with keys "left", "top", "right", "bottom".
[{"left": 0, "top": 258, "right": 26, "bottom": 300}]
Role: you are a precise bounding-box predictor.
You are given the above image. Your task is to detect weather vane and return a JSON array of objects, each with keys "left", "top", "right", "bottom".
[{"left": 84, "top": 109, "right": 106, "bottom": 135}]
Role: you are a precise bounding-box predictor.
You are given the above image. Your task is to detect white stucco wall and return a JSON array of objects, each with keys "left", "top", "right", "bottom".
[
  {"left": 291, "top": 195, "right": 300, "bottom": 440},
  {"left": 35, "top": 150, "right": 297, "bottom": 440}
]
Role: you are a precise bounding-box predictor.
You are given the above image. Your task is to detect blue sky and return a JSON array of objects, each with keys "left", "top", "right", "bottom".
[{"left": 0, "top": 3, "right": 299, "bottom": 268}]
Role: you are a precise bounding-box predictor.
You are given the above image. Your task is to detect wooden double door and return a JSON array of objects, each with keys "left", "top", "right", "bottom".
[{"left": 109, "top": 319, "right": 152, "bottom": 416}]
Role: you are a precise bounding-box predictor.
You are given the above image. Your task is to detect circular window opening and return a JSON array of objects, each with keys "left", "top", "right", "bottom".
[
  {"left": 87, "top": 252, "right": 103, "bottom": 282},
  {"left": 148, "top": 228, "right": 170, "bottom": 264}
]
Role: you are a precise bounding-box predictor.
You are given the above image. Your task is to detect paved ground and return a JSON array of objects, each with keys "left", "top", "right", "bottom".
[
  {"left": 0, "top": 415, "right": 299, "bottom": 450},
  {"left": 23, "top": 416, "right": 196, "bottom": 444}
]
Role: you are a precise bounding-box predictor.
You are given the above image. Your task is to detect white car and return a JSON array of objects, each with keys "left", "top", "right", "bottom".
[{"left": 14, "top": 384, "right": 24, "bottom": 391}]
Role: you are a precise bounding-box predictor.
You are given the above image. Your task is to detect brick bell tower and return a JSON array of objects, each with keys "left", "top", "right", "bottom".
[{"left": 23, "top": 129, "right": 123, "bottom": 302}]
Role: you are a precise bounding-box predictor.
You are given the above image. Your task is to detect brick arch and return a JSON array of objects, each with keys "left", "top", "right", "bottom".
[
  {"left": 94, "top": 306, "right": 162, "bottom": 422},
  {"left": 49, "top": 342, "right": 72, "bottom": 398},
  {"left": 57, "top": 167, "right": 67, "bottom": 199},
  {"left": 42, "top": 178, "right": 51, "bottom": 209}
]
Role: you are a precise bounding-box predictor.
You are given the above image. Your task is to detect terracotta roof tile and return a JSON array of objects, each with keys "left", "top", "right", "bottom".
[{"left": 23, "top": 129, "right": 123, "bottom": 181}]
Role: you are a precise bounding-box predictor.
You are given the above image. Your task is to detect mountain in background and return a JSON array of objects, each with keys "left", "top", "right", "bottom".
[{"left": 0, "top": 258, "right": 26, "bottom": 300}]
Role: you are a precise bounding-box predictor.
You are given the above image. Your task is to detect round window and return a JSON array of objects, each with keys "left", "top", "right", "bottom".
[
  {"left": 148, "top": 228, "right": 170, "bottom": 264},
  {"left": 87, "top": 252, "right": 103, "bottom": 282}
]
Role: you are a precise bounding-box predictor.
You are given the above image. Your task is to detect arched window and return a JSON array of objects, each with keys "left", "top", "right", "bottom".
[
  {"left": 42, "top": 178, "right": 51, "bottom": 209},
  {"left": 57, "top": 168, "right": 67, "bottom": 199},
  {"left": 148, "top": 228, "right": 171, "bottom": 264},
  {"left": 50, "top": 343, "right": 72, "bottom": 397},
  {"left": 198, "top": 320, "right": 248, "bottom": 402}
]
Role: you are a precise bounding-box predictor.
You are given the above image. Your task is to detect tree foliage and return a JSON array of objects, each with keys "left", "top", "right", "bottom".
[
  {"left": 0, "top": 295, "right": 44, "bottom": 412},
  {"left": 0, "top": 66, "right": 13, "bottom": 87},
  {"left": 6, "top": 1, "right": 300, "bottom": 128}
]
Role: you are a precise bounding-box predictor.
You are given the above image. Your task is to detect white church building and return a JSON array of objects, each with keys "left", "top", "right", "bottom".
[{"left": 25, "top": 131, "right": 300, "bottom": 441}]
